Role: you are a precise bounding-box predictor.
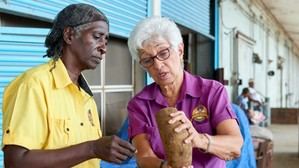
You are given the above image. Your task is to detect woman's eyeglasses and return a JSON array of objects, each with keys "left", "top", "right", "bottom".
[{"left": 139, "top": 48, "right": 170, "bottom": 68}]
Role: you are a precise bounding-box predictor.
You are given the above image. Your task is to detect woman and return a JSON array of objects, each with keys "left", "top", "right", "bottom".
[{"left": 127, "top": 16, "right": 243, "bottom": 168}]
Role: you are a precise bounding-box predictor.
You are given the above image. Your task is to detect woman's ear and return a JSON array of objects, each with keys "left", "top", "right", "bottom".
[
  {"left": 178, "top": 42, "right": 184, "bottom": 58},
  {"left": 63, "top": 27, "right": 74, "bottom": 45}
]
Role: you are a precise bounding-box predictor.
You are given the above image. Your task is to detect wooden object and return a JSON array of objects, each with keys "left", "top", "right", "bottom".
[{"left": 155, "top": 107, "right": 192, "bottom": 168}]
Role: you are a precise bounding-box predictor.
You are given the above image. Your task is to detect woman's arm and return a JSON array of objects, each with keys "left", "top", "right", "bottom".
[
  {"left": 170, "top": 111, "right": 243, "bottom": 161},
  {"left": 203, "top": 119, "right": 243, "bottom": 160},
  {"left": 132, "top": 134, "right": 164, "bottom": 168}
]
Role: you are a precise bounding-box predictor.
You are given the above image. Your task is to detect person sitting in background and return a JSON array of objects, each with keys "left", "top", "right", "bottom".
[
  {"left": 248, "top": 79, "right": 263, "bottom": 111},
  {"left": 127, "top": 16, "right": 243, "bottom": 168},
  {"left": 237, "top": 88, "right": 265, "bottom": 125}
]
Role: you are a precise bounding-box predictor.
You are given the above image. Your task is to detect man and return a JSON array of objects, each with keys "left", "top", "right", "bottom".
[
  {"left": 237, "top": 88, "right": 265, "bottom": 125},
  {"left": 2, "top": 3, "right": 135, "bottom": 168},
  {"left": 248, "top": 78, "right": 263, "bottom": 111},
  {"left": 237, "top": 88, "right": 254, "bottom": 122}
]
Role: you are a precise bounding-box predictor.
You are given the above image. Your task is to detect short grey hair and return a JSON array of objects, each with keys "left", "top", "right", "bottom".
[{"left": 128, "top": 16, "right": 182, "bottom": 62}]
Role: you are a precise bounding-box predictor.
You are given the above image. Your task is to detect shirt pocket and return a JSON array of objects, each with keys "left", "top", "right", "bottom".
[{"left": 48, "top": 118, "right": 70, "bottom": 148}]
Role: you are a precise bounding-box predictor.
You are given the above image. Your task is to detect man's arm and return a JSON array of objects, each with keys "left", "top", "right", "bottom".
[{"left": 4, "top": 136, "right": 136, "bottom": 168}]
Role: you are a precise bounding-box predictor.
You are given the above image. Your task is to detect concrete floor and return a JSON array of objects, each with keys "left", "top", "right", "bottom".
[{"left": 269, "top": 124, "right": 299, "bottom": 168}]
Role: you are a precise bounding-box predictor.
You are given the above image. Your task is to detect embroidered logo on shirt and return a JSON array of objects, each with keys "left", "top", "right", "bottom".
[
  {"left": 191, "top": 104, "right": 208, "bottom": 122},
  {"left": 88, "top": 109, "right": 95, "bottom": 126}
]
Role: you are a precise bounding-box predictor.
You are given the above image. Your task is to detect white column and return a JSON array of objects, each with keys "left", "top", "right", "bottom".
[{"left": 151, "top": 0, "right": 161, "bottom": 16}]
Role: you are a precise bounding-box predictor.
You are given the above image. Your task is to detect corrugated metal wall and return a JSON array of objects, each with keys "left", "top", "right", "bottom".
[
  {"left": 161, "top": 0, "right": 211, "bottom": 36},
  {"left": 0, "top": 0, "right": 148, "bottom": 38},
  {"left": 0, "top": 27, "right": 49, "bottom": 166},
  {"left": 0, "top": 1, "right": 149, "bottom": 164}
]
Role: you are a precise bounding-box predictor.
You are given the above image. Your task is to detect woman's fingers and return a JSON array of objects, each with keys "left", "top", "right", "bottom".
[
  {"left": 169, "top": 111, "right": 187, "bottom": 124},
  {"left": 174, "top": 122, "right": 191, "bottom": 132},
  {"left": 168, "top": 110, "right": 199, "bottom": 145}
]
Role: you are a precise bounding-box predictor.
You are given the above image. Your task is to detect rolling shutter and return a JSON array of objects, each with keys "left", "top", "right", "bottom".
[
  {"left": 161, "top": 0, "right": 211, "bottom": 37},
  {"left": 0, "top": 27, "right": 49, "bottom": 164},
  {"left": 0, "top": 0, "right": 148, "bottom": 37}
]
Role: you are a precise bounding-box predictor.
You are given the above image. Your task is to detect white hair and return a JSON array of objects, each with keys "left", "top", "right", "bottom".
[{"left": 128, "top": 16, "right": 183, "bottom": 62}]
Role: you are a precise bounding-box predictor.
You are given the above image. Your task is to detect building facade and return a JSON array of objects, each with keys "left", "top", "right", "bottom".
[
  {"left": 219, "top": 0, "right": 299, "bottom": 110},
  {"left": 0, "top": 0, "right": 215, "bottom": 165},
  {"left": 2, "top": 0, "right": 298, "bottom": 166}
]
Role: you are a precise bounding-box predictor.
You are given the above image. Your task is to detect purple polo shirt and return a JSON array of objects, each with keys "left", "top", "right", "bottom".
[{"left": 128, "top": 71, "right": 237, "bottom": 168}]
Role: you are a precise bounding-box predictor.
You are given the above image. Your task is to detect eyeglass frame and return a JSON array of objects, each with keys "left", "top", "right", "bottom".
[{"left": 139, "top": 47, "right": 171, "bottom": 68}]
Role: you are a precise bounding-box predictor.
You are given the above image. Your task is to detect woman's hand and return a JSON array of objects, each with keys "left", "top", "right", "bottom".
[{"left": 168, "top": 111, "right": 201, "bottom": 148}]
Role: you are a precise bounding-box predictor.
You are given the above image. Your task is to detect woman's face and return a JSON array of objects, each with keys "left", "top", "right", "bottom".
[
  {"left": 139, "top": 37, "right": 184, "bottom": 87},
  {"left": 67, "top": 21, "right": 109, "bottom": 70}
]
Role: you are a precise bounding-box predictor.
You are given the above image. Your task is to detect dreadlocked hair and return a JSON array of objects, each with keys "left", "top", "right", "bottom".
[{"left": 44, "top": 3, "right": 109, "bottom": 66}]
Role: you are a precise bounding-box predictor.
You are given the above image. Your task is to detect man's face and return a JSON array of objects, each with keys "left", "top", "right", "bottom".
[
  {"left": 70, "top": 21, "right": 109, "bottom": 70},
  {"left": 249, "top": 82, "right": 254, "bottom": 88}
]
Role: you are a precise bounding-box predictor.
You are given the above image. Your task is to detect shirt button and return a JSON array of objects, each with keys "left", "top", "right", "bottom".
[
  {"left": 6, "top": 130, "right": 10, "bottom": 134},
  {"left": 66, "top": 128, "right": 70, "bottom": 131},
  {"left": 80, "top": 122, "right": 84, "bottom": 126}
]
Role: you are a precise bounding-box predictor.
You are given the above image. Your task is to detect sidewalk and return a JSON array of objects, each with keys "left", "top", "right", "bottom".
[{"left": 269, "top": 124, "right": 299, "bottom": 168}]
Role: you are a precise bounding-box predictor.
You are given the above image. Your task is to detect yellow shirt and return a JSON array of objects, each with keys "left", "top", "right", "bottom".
[{"left": 2, "top": 59, "right": 102, "bottom": 168}]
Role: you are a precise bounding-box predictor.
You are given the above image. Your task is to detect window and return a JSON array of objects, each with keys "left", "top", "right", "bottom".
[{"left": 83, "top": 37, "right": 133, "bottom": 135}]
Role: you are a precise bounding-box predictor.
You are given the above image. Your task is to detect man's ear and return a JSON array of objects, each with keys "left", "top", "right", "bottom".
[{"left": 63, "top": 27, "right": 74, "bottom": 44}]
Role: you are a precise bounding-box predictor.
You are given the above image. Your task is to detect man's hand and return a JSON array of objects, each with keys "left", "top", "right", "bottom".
[{"left": 92, "top": 135, "right": 136, "bottom": 163}]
